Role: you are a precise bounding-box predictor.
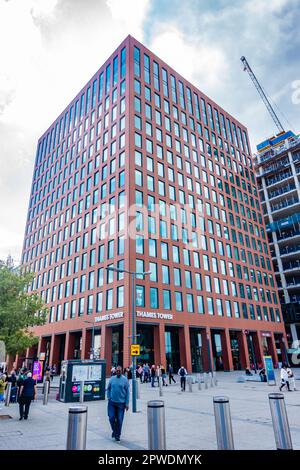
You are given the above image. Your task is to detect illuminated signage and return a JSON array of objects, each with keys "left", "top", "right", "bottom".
[
  {"left": 95, "top": 312, "right": 124, "bottom": 323},
  {"left": 136, "top": 311, "right": 173, "bottom": 320}
]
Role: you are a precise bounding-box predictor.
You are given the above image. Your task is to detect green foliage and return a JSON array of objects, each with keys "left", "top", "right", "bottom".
[{"left": 0, "top": 259, "right": 47, "bottom": 356}]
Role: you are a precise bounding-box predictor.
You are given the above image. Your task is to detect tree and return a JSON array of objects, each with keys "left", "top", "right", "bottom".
[{"left": 0, "top": 259, "right": 47, "bottom": 356}]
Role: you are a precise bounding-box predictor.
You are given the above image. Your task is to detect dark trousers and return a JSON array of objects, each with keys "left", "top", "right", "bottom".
[
  {"left": 180, "top": 376, "right": 186, "bottom": 391},
  {"left": 19, "top": 396, "right": 32, "bottom": 418},
  {"left": 151, "top": 375, "right": 156, "bottom": 387},
  {"left": 169, "top": 374, "right": 176, "bottom": 384},
  {"left": 108, "top": 400, "right": 126, "bottom": 439},
  {"left": 280, "top": 380, "right": 290, "bottom": 391}
]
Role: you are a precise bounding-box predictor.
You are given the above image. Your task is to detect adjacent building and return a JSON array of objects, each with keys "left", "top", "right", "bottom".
[
  {"left": 15, "top": 35, "right": 286, "bottom": 374},
  {"left": 255, "top": 130, "right": 300, "bottom": 354}
]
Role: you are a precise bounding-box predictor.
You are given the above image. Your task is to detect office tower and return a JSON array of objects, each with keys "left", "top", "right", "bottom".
[{"left": 17, "top": 36, "right": 286, "bottom": 374}]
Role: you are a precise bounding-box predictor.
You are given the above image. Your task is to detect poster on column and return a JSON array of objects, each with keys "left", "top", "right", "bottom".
[{"left": 264, "top": 356, "right": 276, "bottom": 385}]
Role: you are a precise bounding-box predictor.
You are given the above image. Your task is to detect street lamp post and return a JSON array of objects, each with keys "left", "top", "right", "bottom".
[
  {"left": 207, "top": 332, "right": 213, "bottom": 374},
  {"left": 106, "top": 266, "right": 151, "bottom": 413},
  {"left": 84, "top": 320, "right": 95, "bottom": 360},
  {"left": 245, "top": 330, "right": 257, "bottom": 374}
]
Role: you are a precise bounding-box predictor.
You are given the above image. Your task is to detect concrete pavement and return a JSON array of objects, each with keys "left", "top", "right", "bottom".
[{"left": 0, "top": 371, "right": 300, "bottom": 450}]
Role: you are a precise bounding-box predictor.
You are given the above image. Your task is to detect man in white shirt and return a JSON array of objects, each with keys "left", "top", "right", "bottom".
[
  {"left": 279, "top": 364, "right": 291, "bottom": 392},
  {"left": 287, "top": 366, "right": 297, "bottom": 391},
  {"left": 178, "top": 366, "right": 188, "bottom": 392}
]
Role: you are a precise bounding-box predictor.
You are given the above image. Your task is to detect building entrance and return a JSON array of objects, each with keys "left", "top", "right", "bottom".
[
  {"left": 230, "top": 331, "right": 241, "bottom": 370},
  {"left": 111, "top": 325, "right": 123, "bottom": 368},
  {"left": 137, "top": 324, "right": 154, "bottom": 365},
  {"left": 165, "top": 326, "right": 180, "bottom": 372},
  {"left": 211, "top": 331, "right": 224, "bottom": 371},
  {"left": 190, "top": 328, "right": 204, "bottom": 373}
]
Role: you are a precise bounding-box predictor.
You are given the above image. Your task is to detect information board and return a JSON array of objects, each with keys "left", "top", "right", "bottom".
[{"left": 264, "top": 356, "right": 276, "bottom": 386}]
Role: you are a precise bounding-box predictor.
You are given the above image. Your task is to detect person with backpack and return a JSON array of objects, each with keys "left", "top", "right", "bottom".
[{"left": 178, "top": 365, "right": 188, "bottom": 391}]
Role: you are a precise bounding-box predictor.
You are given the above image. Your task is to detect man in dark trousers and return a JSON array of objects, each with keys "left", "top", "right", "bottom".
[
  {"left": 107, "top": 365, "right": 130, "bottom": 442},
  {"left": 178, "top": 365, "right": 188, "bottom": 392},
  {"left": 18, "top": 372, "right": 37, "bottom": 420}
]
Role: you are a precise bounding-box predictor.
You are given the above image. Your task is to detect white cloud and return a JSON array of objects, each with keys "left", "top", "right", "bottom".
[
  {"left": 106, "top": 0, "right": 150, "bottom": 40},
  {"left": 0, "top": 0, "right": 150, "bottom": 261},
  {"left": 0, "top": 0, "right": 299, "bottom": 262},
  {"left": 149, "top": 25, "right": 229, "bottom": 91}
]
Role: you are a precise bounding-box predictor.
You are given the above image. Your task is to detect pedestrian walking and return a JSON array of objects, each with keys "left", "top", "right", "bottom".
[
  {"left": 143, "top": 363, "right": 150, "bottom": 383},
  {"left": 287, "top": 366, "right": 297, "bottom": 391},
  {"left": 0, "top": 374, "right": 7, "bottom": 409},
  {"left": 160, "top": 365, "right": 168, "bottom": 386},
  {"left": 7, "top": 370, "right": 17, "bottom": 387},
  {"left": 168, "top": 364, "right": 176, "bottom": 385},
  {"left": 178, "top": 365, "right": 188, "bottom": 391},
  {"left": 18, "top": 372, "right": 37, "bottom": 420},
  {"left": 137, "top": 365, "right": 143, "bottom": 383},
  {"left": 107, "top": 365, "right": 130, "bottom": 442},
  {"left": 279, "top": 364, "right": 292, "bottom": 392},
  {"left": 259, "top": 367, "right": 267, "bottom": 382},
  {"left": 150, "top": 365, "right": 156, "bottom": 387}
]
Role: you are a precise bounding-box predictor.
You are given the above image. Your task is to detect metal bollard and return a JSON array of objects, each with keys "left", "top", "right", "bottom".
[
  {"left": 147, "top": 400, "right": 166, "bottom": 450},
  {"left": 269, "top": 393, "right": 293, "bottom": 450},
  {"left": 137, "top": 379, "right": 141, "bottom": 399},
  {"left": 79, "top": 381, "right": 84, "bottom": 403},
  {"left": 66, "top": 406, "right": 88, "bottom": 450},
  {"left": 43, "top": 380, "right": 50, "bottom": 405},
  {"left": 158, "top": 376, "right": 163, "bottom": 397},
  {"left": 209, "top": 372, "right": 214, "bottom": 387},
  {"left": 188, "top": 376, "right": 193, "bottom": 392},
  {"left": 213, "top": 396, "right": 234, "bottom": 450},
  {"left": 204, "top": 372, "right": 208, "bottom": 389},
  {"left": 198, "top": 374, "right": 202, "bottom": 391},
  {"left": 213, "top": 372, "right": 218, "bottom": 386},
  {"left": 5, "top": 382, "right": 12, "bottom": 406}
]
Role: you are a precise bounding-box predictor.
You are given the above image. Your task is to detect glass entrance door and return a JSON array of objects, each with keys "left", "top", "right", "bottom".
[
  {"left": 230, "top": 331, "right": 241, "bottom": 370},
  {"left": 165, "top": 327, "right": 180, "bottom": 372},
  {"left": 211, "top": 331, "right": 224, "bottom": 371},
  {"left": 190, "top": 329, "right": 204, "bottom": 373}
]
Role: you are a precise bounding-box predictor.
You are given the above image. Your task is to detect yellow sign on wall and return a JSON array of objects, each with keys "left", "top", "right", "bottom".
[{"left": 131, "top": 344, "right": 140, "bottom": 356}]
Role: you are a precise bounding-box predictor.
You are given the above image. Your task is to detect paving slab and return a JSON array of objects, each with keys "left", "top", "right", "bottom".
[{"left": 0, "top": 370, "right": 299, "bottom": 450}]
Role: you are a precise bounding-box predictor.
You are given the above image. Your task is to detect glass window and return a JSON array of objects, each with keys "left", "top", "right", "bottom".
[
  {"left": 106, "top": 288, "right": 113, "bottom": 310},
  {"left": 163, "top": 290, "right": 171, "bottom": 310},
  {"left": 136, "top": 285, "right": 145, "bottom": 307},
  {"left": 150, "top": 287, "right": 159, "bottom": 308},
  {"left": 117, "top": 286, "right": 124, "bottom": 307},
  {"left": 207, "top": 297, "right": 214, "bottom": 315},
  {"left": 175, "top": 291, "right": 183, "bottom": 311},
  {"left": 187, "top": 294, "right": 194, "bottom": 313}
]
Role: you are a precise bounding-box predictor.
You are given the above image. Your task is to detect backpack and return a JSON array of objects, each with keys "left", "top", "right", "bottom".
[{"left": 179, "top": 368, "right": 185, "bottom": 377}]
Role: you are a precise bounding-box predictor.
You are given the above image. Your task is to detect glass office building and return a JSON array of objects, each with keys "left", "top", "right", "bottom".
[{"left": 13, "top": 36, "right": 286, "bottom": 374}]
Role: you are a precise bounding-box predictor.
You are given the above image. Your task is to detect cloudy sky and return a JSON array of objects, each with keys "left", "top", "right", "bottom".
[{"left": 1, "top": 0, "right": 300, "bottom": 262}]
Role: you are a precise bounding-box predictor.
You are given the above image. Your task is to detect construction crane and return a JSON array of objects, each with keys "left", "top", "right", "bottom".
[{"left": 240, "top": 56, "right": 285, "bottom": 133}]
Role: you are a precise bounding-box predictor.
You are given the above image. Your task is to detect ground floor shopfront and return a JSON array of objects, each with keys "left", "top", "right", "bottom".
[{"left": 9, "top": 320, "right": 288, "bottom": 376}]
